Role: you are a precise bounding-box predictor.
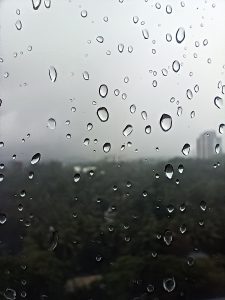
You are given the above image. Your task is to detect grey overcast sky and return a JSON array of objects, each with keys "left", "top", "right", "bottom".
[{"left": 0, "top": 0, "right": 225, "bottom": 164}]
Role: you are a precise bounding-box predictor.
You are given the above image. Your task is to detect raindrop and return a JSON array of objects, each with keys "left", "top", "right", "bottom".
[
  {"left": 141, "top": 111, "right": 147, "bottom": 120},
  {"left": 180, "top": 224, "right": 187, "bottom": 234},
  {"left": 215, "top": 144, "right": 220, "bottom": 154},
  {"left": 167, "top": 204, "right": 174, "bottom": 214},
  {"left": 142, "top": 29, "right": 149, "bottom": 39},
  {"left": 219, "top": 124, "right": 225, "bottom": 134},
  {"left": 203, "top": 39, "right": 208, "bottom": 46},
  {"left": 27, "top": 45, "right": 32, "bottom": 51},
  {"left": 165, "top": 164, "right": 173, "bottom": 179},
  {"left": 97, "top": 107, "right": 109, "bottom": 122},
  {"left": 74, "top": 173, "right": 80, "bottom": 183},
  {"left": 114, "top": 89, "right": 120, "bottom": 96},
  {"left": 32, "top": 0, "right": 42, "bottom": 10},
  {"left": 81, "top": 10, "right": 87, "bottom": 17},
  {"left": 47, "top": 118, "right": 56, "bottom": 129},
  {"left": 31, "top": 153, "right": 41, "bottom": 165},
  {"left": 83, "top": 71, "right": 89, "bottom": 80},
  {"left": 16, "top": 9, "right": 20, "bottom": 15},
  {"left": 29, "top": 171, "right": 34, "bottom": 179},
  {"left": 0, "top": 174, "right": 4, "bottom": 182},
  {"left": 99, "top": 84, "right": 108, "bottom": 98},
  {"left": 177, "top": 106, "right": 183, "bottom": 116},
  {"left": 0, "top": 213, "right": 7, "bottom": 224},
  {"left": 163, "top": 277, "right": 176, "bottom": 292},
  {"left": 4, "top": 288, "right": 16, "bottom": 300},
  {"left": 83, "top": 138, "right": 90, "bottom": 146},
  {"left": 176, "top": 27, "right": 185, "bottom": 43},
  {"left": 44, "top": 0, "right": 51, "bottom": 8},
  {"left": 118, "top": 43, "right": 124, "bottom": 53},
  {"left": 182, "top": 143, "right": 190, "bottom": 156},
  {"left": 155, "top": 2, "right": 161, "bottom": 9},
  {"left": 166, "top": 33, "right": 172, "bottom": 42},
  {"left": 123, "top": 125, "right": 133, "bottom": 137},
  {"left": 103, "top": 16, "right": 108, "bottom": 22},
  {"left": 133, "top": 16, "right": 139, "bottom": 24},
  {"left": 178, "top": 164, "right": 184, "bottom": 173},
  {"left": 200, "top": 200, "right": 207, "bottom": 211},
  {"left": 172, "top": 60, "right": 180, "bottom": 72},
  {"left": 48, "top": 228, "right": 58, "bottom": 251},
  {"left": 130, "top": 104, "right": 136, "bottom": 114},
  {"left": 103, "top": 142, "right": 111, "bottom": 153},
  {"left": 49, "top": 66, "right": 57, "bottom": 82},
  {"left": 96, "top": 36, "right": 104, "bottom": 43},
  {"left": 87, "top": 123, "right": 93, "bottom": 131},
  {"left": 190, "top": 111, "right": 195, "bottom": 118},
  {"left": 163, "top": 230, "right": 173, "bottom": 246},
  {"left": 145, "top": 125, "right": 151, "bottom": 134},
  {"left": 160, "top": 114, "right": 172, "bottom": 132},
  {"left": 186, "top": 89, "right": 193, "bottom": 100},
  {"left": 15, "top": 20, "right": 22, "bottom": 30},
  {"left": 194, "top": 84, "right": 199, "bottom": 93},
  {"left": 128, "top": 45, "right": 133, "bottom": 53},
  {"left": 166, "top": 4, "right": 172, "bottom": 14},
  {"left": 124, "top": 76, "right": 129, "bottom": 83},
  {"left": 162, "top": 68, "right": 168, "bottom": 76},
  {"left": 214, "top": 96, "right": 223, "bottom": 109},
  {"left": 147, "top": 284, "right": 154, "bottom": 293}
]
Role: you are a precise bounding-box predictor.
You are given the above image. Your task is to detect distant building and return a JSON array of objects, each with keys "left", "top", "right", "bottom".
[{"left": 196, "top": 131, "right": 222, "bottom": 159}]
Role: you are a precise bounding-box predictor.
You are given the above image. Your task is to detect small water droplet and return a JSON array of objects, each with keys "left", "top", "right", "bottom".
[
  {"left": 29, "top": 171, "right": 34, "bottom": 179},
  {"left": 0, "top": 213, "right": 7, "bottom": 224},
  {"left": 180, "top": 224, "right": 187, "bottom": 234},
  {"left": 130, "top": 104, "right": 136, "bottom": 114},
  {"left": 172, "top": 60, "right": 180, "bottom": 72},
  {"left": 103, "top": 142, "right": 111, "bottom": 153},
  {"left": 4, "top": 288, "right": 16, "bottom": 300},
  {"left": 83, "top": 138, "right": 90, "bottom": 146},
  {"left": 83, "top": 71, "right": 89, "bottom": 80},
  {"left": 176, "top": 27, "right": 185, "bottom": 43},
  {"left": 203, "top": 39, "right": 208, "bottom": 46},
  {"left": 182, "top": 143, "right": 190, "bottom": 156},
  {"left": 177, "top": 106, "right": 183, "bottom": 116},
  {"left": 118, "top": 43, "right": 124, "bottom": 53},
  {"left": 32, "top": 0, "right": 42, "bottom": 10},
  {"left": 142, "top": 29, "right": 149, "bottom": 39},
  {"left": 49, "top": 66, "right": 57, "bottom": 82},
  {"left": 166, "top": 33, "right": 172, "bottom": 42},
  {"left": 147, "top": 284, "right": 154, "bottom": 293},
  {"left": 163, "top": 277, "right": 176, "bottom": 292},
  {"left": 166, "top": 4, "right": 172, "bottom": 14},
  {"left": 31, "top": 153, "right": 41, "bottom": 165},
  {"left": 145, "top": 125, "right": 151, "bottom": 134},
  {"left": 160, "top": 114, "right": 172, "bottom": 132},
  {"left": 96, "top": 36, "right": 104, "bottom": 43},
  {"left": 74, "top": 173, "right": 80, "bottom": 182},
  {"left": 165, "top": 164, "right": 173, "bottom": 179},
  {"left": 215, "top": 143, "right": 220, "bottom": 154},
  {"left": 163, "top": 230, "right": 173, "bottom": 246},
  {"left": 141, "top": 111, "right": 147, "bottom": 120},
  {"left": 15, "top": 19, "right": 22, "bottom": 30},
  {"left": 81, "top": 9, "right": 87, "bottom": 17},
  {"left": 97, "top": 107, "right": 109, "bottom": 122},
  {"left": 186, "top": 89, "right": 193, "bottom": 100},
  {"left": 48, "top": 227, "right": 58, "bottom": 251},
  {"left": 200, "top": 200, "right": 207, "bottom": 211},
  {"left": 47, "top": 118, "right": 56, "bottom": 129},
  {"left": 0, "top": 174, "right": 4, "bottom": 182},
  {"left": 44, "top": 0, "right": 51, "bottom": 8},
  {"left": 214, "top": 96, "right": 223, "bottom": 109},
  {"left": 162, "top": 68, "right": 168, "bottom": 76},
  {"left": 123, "top": 125, "right": 133, "bottom": 137},
  {"left": 99, "top": 84, "right": 108, "bottom": 98},
  {"left": 219, "top": 124, "right": 225, "bottom": 134},
  {"left": 178, "top": 164, "right": 184, "bottom": 173},
  {"left": 133, "top": 16, "right": 139, "bottom": 24},
  {"left": 87, "top": 123, "right": 93, "bottom": 131}
]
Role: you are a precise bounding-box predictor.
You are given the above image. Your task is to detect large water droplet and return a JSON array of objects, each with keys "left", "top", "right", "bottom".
[
  {"left": 44, "top": 0, "right": 51, "bottom": 8},
  {"left": 96, "top": 36, "right": 104, "bottom": 43},
  {"left": 163, "top": 277, "right": 176, "bottom": 292},
  {"left": 103, "top": 142, "right": 111, "bottom": 153},
  {"left": 99, "top": 84, "right": 108, "bottom": 98},
  {"left": 142, "top": 29, "right": 149, "bottom": 39},
  {"left": 165, "top": 164, "right": 173, "bottom": 179},
  {"left": 186, "top": 89, "right": 193, "bottom": 100},
  {"left": 47, "top": 118, "right": 56, "bottom": 129},
  {"left": 160, "top": 114, "right": 172, "bottom": 132},
  {"left": 49, "top": 66, "right": 57, "bottom": 82},
  {"left": 182, "top": 143, "right": 190, "bottom": 156},
  {"left": 32, "top": 0, "right": 42, "bottom": 10},
  {"left": 123, "top": 125, "right": 133, "bottom": 137},
  {"left": 15, "top": 20, "right": 22, "bottom": 30},
  {"left": 97, "top": 107, "right": 109, "bottom": 122},
  {"left": 31, "top": 153, "right": 41, "bottom": 165},
  {"left": 214, "top": 96, "right": 223, "bottom": 109},
  {"left": 176, "top": 27, "right": 185, "bottom": 43},
  {"left": 166, "top": 4, "right": 172, "bottom": 14},
  {"left": 4, "top": 288, "right": 16, "bottom": 300},
  {"left": 172, "top": 60, "right": 180, "bottom": 72}
]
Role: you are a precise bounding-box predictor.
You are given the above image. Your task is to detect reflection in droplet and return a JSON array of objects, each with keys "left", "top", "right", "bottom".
[
  {"left": 32, "top": 0, "right": 42, "bottom": 10},
  {"left": 103, "top": 143, "right": 111, "bottom": 153},
  {"left": 31, "top": 153, "right": 41, "bottom": 165},
  {"left": 99, "top": 84, "right": 108, "bottom": 98},
  {"left": 214, "top": 96, "right": 223, "bottom": 109},
  {"left": 123, "top": 125, "right": 133, "bottom": 137},
  {"left": 163, "top": 277, "right": 176, "bottom": 292},
  {"left": 172, "top": 60, "right": 180, "bottom": 72},
  {"left": 15, "top": 20, "right": 22, "bottom": 30},
  {"left": 165, "top": 164, "right": 173, "bottom": 179},
  {"left": 49, "top": 66, "right": 57, "bottom": 82},
  {"left": 176, "top": 27, "right": 185, "bottom": 43},
  {"left": 160, "top": 114, "right": 172, "bottom": 132},
  {"left": 182, "top": 143, "right": 190, "bottom": 156},
  {"left": 47, "top": 118, "right": 56, "bottom": 129},
  {"left": 97, "top": 107, "right": 109, "bottom": 122}
]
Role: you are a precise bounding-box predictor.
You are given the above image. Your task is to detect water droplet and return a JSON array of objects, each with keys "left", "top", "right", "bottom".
[
  {"left": 81, "top": 9, "right": 87, "bottom": 17},
  {"left": 123, "top": 125, "right": 133, "bottom": 137},
  {"left": 182, "top": 143, "right": 190, "bottom": 156},
  {"left": 133, "top": 16, "right": 139, "bottom": 24},
  {"left": 166, "top": 33, "right": 172, "bottom": 42},
  {"left": 128, "top": 45, "right": 133, "bottom": 53},
  {"left": 96, "top": 255, "right": 102, "bottom": 262},
  {"left": 31, "top": 153, "right": 41, "bottom": 165},
  {"left": 200, "top": 200, "right": 207, "bottom": 211},
  {"left": 166, "top": 4, "right": 172, "bottom": 14},
  {"left": 49, "top": 66, "right": 57, "bottom": 82},
  {"left": 96, "top": 36, "right": 104, "bottom": 43},
  {"left": 141, "top": 111, "right": 147, "bottom": 120},
  {"left": 180, "top": 224, "right": 187, "bottom": 234},
  {"left": 178, "top": 164, "right": 184, "bottom": 173},
  {"left": 203, "top": 39, "right": 208, "bottom": 46},
  {"left": 172, "top": 60, "right": 180, "bottom": 72},
  {"left": 103, "top": 16, "right": 108, "bottom": 22},
  {"left": 118, "top": 43, "right": 124, "bottom": 53},
  {"left": 32, "top": 0, "right": 42, "bottom": 10},
  {"left": 215, "top": 143, "right": 220, "bottom": 154},
  {"left": 103, "top": 142, "right": 111, "bottom": 153},
  {"left": 124, "top": 76, "right": 129, "bottom": 83},
  {"left": 163, "top": 277, "right": 176, "bottom": 292},
  {"left": 219, "top": 124, "right": 225, "bottom": 134},
  {"left": 83, "top": 71, "right": 89, "bottom": 80},
  {"left": 165, "top": 164, "right": 173, "bottom": 179},
  {"left": 0, "top": 174, "right": 4, "bottom": 182},
  {"left": 29, "top": 171, "right": 34, "bottom": 179},
  {"left": 145, "top": 125, "right": 151, "bottom": 134},
  {"left": 0, "top": 213, "right": 7, "bottom": 224},
  {"left": 142, "top": 29, "right": 149, "bottom": 39},
  {"left": 97, "top": 107, "right": 109, "bottom": 122},
  {"left": 130, "top": 104, "right": 136, "bottom": 114},
  {"left": 177, "top": 106, "right": 183, "bottom": 116},
  {"left": 160, "top": 114, "right": 172, "bottom": 132},
  {"left": 16, "top": 9, "right": 20, "bottom": 15},
  {"left": 15, "top": 19, "right": 22, "bottom": 30},
  {"left": 44, "top": 0, "right": 51, "bottom": 8},
  {"left": 214, "top": 96, "right": 223, "bottom": 109},
  {"left": 74, "top": 173, "right": 80, "bottom": 183},
  {"left": 47, "top": 118, "right": 56, "bottom": 129},
  {"left": 114, "top": 89, "right": 120, "bottom": 96},
  {"left": 163, "top": 230, "right": 173, "bottom": 246},
  {"left": 155, "top": 2, "right": 161, "bottom": 9},
  {"left": 176, "top": 27, "right": 185, "bottom": 43},
  {"left": 162, "top": 68, "right": 168, "bottom": 76},
  {"left": 186, "top": 89, "right": 193, "bottom": 100},
  {"left": 87, "top": 123, "right": 93, "bottom": 131},
  {"left": 190, "top": 110, "right": 195, "bottom": 118},
  {"left": 4, "top": 288, "right": 16, "bottom": 300},
  {"left": 83, "top": 138, "right": 90, "bottom": 146},
  {"left": 99, "top": 84, "right": 108, "bottom": 98},
  {"left": 147, "top": 284, "right": 154, "bottom": 293},
  {"left": 48, "top": 228, "right": 58, "bottom": 251},
  {"left": 167, "top": 204, "right": 174, "bottom": 214}
]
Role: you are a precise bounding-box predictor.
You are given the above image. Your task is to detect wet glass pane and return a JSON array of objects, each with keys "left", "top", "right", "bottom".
[{"left": 0, "top": 0, "right": 225, "bottom": 299}]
